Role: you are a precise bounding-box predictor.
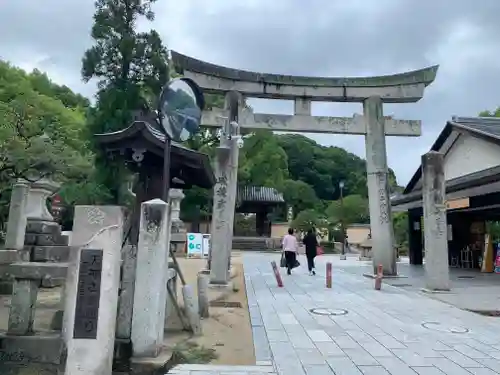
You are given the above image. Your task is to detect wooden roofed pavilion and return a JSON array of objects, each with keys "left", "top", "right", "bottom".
[
  {"left": 236, "top": 186, "right": 285, "bottom": 237},
  {"left": 94, "top": 111, "right": 215, "bottom": 244}
]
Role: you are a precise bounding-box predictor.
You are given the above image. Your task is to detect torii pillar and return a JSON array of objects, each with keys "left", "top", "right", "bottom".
[
  {"left": 364, "top": 96, "right": 396, "bottom": 275},
  {"left": 171, "top": 51, "right": 439, "bottom": 277},
  {"left": 207, "top": 92, "right": 242, "bottom": 285}
]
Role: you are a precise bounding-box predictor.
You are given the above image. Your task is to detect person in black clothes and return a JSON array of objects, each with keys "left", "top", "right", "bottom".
[{"left": 303, "top": 228, "right": 318, "bottom": 275}]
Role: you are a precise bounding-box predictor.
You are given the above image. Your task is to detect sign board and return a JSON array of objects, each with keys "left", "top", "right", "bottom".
[
  {"left": 202, "top": 234, "right": 210, "bottom": 258},
  {"left": 186, "top": 233, "right": 204, "bottom": 258},
  {"left": 73, "top": 248, "right": 103, "bottom": 339},
  {"left": 446, "top": 197, "right": 470, "bottom": 210}
]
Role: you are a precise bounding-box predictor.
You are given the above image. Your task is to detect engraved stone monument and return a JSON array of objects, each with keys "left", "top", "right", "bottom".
[
  {"left": 422, "top": 152, "right": 450, "bottom": 292},
  {"left": 63, "top": 205, "right": 124, "bottom": 375}
]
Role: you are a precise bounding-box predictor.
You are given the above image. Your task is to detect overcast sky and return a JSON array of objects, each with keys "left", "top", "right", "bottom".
[{"left": 2, "top": 0, "right": 500, "bottom": 187}]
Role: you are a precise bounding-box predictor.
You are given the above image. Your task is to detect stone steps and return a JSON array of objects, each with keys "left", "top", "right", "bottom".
[
  {"left": 168, "top": 363, "right": 276, "bottom": 374},
  {"left": 232, "top": 237, "right": 269, "bottom": 251}
]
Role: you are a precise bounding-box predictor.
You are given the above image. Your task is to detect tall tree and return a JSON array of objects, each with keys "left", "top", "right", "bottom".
[
  {"left": 479, "top": 108, "right": 500, "bottom": 117},
  {"left": 239, "top": 130, "right": 289, "bottom": 189},
  {"left": 281, "top": 179, "right": 319, "bottom": 218},
  {"left": 326, "top": 194, "right": 369, "bottom": 227},
  {"left": 82, "top": 0, "right": 169, "bottom": 203}
]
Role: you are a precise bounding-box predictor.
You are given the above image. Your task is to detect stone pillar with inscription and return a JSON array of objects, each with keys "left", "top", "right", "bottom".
[
  {"left": 131, "top": 199, "right": 170, "bottom": 357},
  {"left": 208, "top": 141, "right": 230, "bottom": 284},
  {"left": 422, "top": 151, "right": 450, "bottom": 291},
  {"left": 364, "top": 96, "right": 396, "bottom": 276},
  {"left": 63, "top": 205, "right": 124, "bottom": 375},
  {"left": 209, "top": 92, "right": 241, "bottom": 285}
]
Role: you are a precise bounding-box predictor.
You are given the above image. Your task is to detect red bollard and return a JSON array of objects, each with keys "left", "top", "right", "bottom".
[
  {"left": 374, "top": 264, "right": 383, "bottom": 290},
  {"left": 271, "top": 261, "right": 284, "bottom": 287},
  {"left": 326, "top": 262, "right": 332, "bottom": 288}
]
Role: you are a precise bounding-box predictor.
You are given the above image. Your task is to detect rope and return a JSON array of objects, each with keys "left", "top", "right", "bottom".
[{"left": 81, "top": 225, "right": 120, "bottom": 249}]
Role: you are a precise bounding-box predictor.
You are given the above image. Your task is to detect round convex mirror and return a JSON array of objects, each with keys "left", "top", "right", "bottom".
[{"left": 158, "top": 78, "right": 204, "bottom": 142}]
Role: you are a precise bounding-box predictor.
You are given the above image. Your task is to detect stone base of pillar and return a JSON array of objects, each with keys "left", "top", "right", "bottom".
[
  {"left": 129, "top": 351, "right": 173, "bottom": 375},
  {"left": 339, "top": 255, "right": 346, "bottom": 260},
  {"left": 208, "top": 281, "right": 234, "bottom": 290},
  {"left": 362, "top": 273, "right": 407, "bottom": 279},
  {"left": 420, "top": 288, "right": 451, "bottom": 294}
]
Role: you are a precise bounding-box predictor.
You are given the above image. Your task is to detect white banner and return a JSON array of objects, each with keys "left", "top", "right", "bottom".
[{"left": 202, "top": 234, "right": 211, "bottom": 258}]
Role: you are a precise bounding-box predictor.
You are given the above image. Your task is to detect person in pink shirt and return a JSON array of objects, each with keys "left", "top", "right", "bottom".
[{"left": 282, "top": 228, "right": 299, "bottom": 275}]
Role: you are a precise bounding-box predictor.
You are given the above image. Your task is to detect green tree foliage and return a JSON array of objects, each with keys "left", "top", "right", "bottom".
[
  {"left": 393, "top": 211, "right": 409, "bottom": 249},
  {"left": 180, "top": 127, "right": 401, "bottom": 234},
  {"left": 82, "top": 0, "right": 169, "bottom": 203},
  {"left": 291, "top": 209, "right": 326, "bottom": 233},
  {"left": 277, "top": 134, "right": 400, "bottom": 200},
  {"left": 281, "top": 179, "right": 319, "bottom": 218},
  {"left": 0, "top": 61, "right": 102, "bottom": 232},
  {"left": 28, "top": 69, "right": 91, "bottom": 109},
  {"left": 326, "top": 194, "right": 369, "bottom": 227},
  {"left": 238, "top": 130, "right": 289, "bottom": 190},
  {"left": 479, "top": 108, "right": 500, "bottom": 117}
]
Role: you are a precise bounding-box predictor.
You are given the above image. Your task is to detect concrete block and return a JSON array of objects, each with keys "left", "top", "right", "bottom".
[
  {"left": 0, "top": 262, "right": 68, "bottom": 280},
  {"left": 32, "top": 245, "right": 70, "bottom": 262},
  {"left": 26, "top": 220, "right": 60, "bottom": 235},
  {"left": 0, "top": 250, "right": 20, "bottom": 264},
  {"left": 0, "top": 333, "right": 64, "bottom": 365}
]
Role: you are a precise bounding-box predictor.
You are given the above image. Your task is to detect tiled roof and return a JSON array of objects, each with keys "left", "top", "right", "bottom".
[
  {"left": 402, "top": 116, "right": 500, "bottom": 195},
  {"left": 94, "top": 118, "right": 215, "bottom": 188},
  {"left": 238, "top": 186, "right": 285, "bottom": 203},
  {"left": 144, "top": 122, "right": 193, "bottom": 151},
  {"left": 451, "top": 116, "right": 500, "bottom": 139}
]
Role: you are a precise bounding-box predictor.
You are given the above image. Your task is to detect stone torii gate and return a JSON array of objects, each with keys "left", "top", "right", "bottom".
[{"left": 172, "top": 51, "right": 438, "bottom": 281}]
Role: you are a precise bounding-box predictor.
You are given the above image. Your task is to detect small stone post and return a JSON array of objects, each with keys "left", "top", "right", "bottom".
[
  {"left": 182, "top": 284, "right": 202, "bottom": 335},
  {"left": 422, "top": 152, "right": 450, "bottom": 291},
  {"left": 165, "top": 268, "right": 177, "bottom": 325},
  {"left": 131, "top": 199, "right": 170, "bottom": 358},
  {"left": 4, "top": 181, "right": 30, "bottom": 250},
  {"left": 363, "top": 96, "right": 396, "bottom": 276},
  {"left": 8, "top": 278, "right": 38, "bottom": 335},
  {"left": 116, "top": 244, "right": 137, "bottom": 339},
  {"left": 63, "top": 206, "right": 124, "bottom": 375},
  {"left": 197, "top": 273, "right": 209, "bottom": 318}
]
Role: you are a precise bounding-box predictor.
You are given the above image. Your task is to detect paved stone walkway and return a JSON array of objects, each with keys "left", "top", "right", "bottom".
[{"left": 243, "top": 253, "right": 500, "bottom": 375}]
